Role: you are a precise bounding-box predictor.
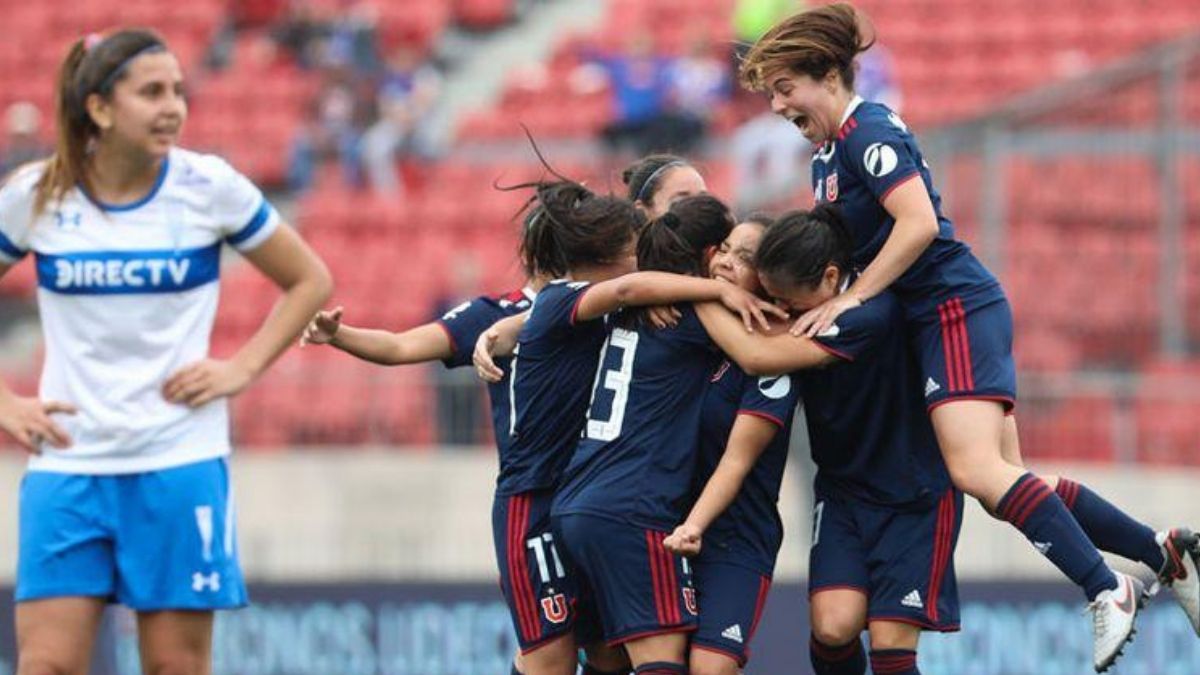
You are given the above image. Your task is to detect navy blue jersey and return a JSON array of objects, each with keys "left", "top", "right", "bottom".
[
  {"left": 501, "top": 280, "right": 608, "bottom": 496},
  {"left": 801, "top": 290, "right": 951, "bottom": 508},
  {"left": 437, "top": 288, "right": 535, "bottom": 457},
  {"left": 695, "top": 361, "right": 799, "bottom": 575},
  {"left": 810, "top": 98, "right": 1001, "bottom": 314},
  {"left": 553, "top": 306, "right": 721, "bottom": 530}
]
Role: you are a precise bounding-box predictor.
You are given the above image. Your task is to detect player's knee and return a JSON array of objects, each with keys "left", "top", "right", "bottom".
[
  {"left": 945, "top": 461, "right": 990, "bottom": 500},
  {"left": 811, "top": 612, "right": 862, "bottom": 648}
]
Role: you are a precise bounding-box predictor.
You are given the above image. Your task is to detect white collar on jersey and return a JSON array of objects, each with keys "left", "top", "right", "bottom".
[
  {"left": 839, "top": 95, "right": 865, "bottom": 127},
  {"left": 521, "top": 286, "right": 537, "bottom": 301}
]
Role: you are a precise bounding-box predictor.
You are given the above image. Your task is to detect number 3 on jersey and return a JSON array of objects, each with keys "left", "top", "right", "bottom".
[{"left": 585, "top": 328, "right": 639, "bottom": 441}]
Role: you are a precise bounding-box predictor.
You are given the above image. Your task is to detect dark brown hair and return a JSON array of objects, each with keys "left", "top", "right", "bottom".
[
  {"left": 34, "top": 28, "right": 168, "bottom": 216},
  {"left": 621, "top": 154, "right": 695, "bottom": 205},
  {"left": 738, "top": 3, "right": 874, "bottom": 92},
  {"left": 515, "top": 180, "right": 643, "bottom": 279},
  {"left": 754, "top": 204, "right": 854, "bottom": 290}
]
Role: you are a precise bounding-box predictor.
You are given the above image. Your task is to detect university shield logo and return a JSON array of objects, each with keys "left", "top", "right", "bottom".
[
  {"left": 682, "top": 588, "right": 698, "bottom": 616},
  {"left": 541, "top": 593, "right": 568, "bottom": 624},
  {"left": 825, "top": 172, "right": 839, "bottom": 201}
]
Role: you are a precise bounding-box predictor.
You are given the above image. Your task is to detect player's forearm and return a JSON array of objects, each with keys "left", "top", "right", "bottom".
[
  {"left": 682, "top": 452, "right": 758, "bottom": 534},
  {"left": 696, "top": 303, "right": 833, "bottom": 375},
  {"left": 330, "top": 325, "right": 409, "bottom": 365},
  {"left": 232, "top": 274, "right": 332, "bottom": 378},
  {"left": 613, "top": 272, "right": 724, "bottom": 307},
  {"left": 847, "top": 214, "right": 936, "bottom": 303}
]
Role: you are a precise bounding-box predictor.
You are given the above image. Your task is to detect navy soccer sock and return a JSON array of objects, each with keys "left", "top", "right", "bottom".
[
  {"left": 810, "top": 634, "right": 866, "bottom": 675},
  {"left": 633, "top": 662, "right": 686, "bottom": 674},
  {"left": 997, "top": 473, "right": 1117, "bottom": 600},
  {"left": 870, "top": 649, "right": 920, "bottom": 674},
  {"left": 1056, "top": 477, "right": 1165, "bottom": 573}
]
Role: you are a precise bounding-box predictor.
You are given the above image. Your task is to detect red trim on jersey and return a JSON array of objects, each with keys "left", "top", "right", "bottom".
[
  {"left": 691, "top": 643, "right": 744, "bottom": 666},
  {"left": 659, "top": 532, "right": 682, "bottom": 625},
  {"left": 926, "top": 395, "right": 1016, "bottom": 413},
  {"left": 926, "top": 488, "right": 956, "bottom": 624},
  {"left": 605, "top": 624, "right": 697, "bottom": 647},
  {"left": 647, "top": 530, "right": 669, "bottom": 626},
  {"left": 951, "top": 298, "right": 975, "bottom": 390},
  {"left": 945, "top": 299, "right": 967, "bottom": 392},
  {"left": 868, "top": 615, "right": 961, "bottom": 633},
  {"left": 507, "top": 494, "right": 540, "bottom": 643},
  {"left": 836, "top": 116, "right": 858, "bottom": 140},
  {"left": 518, "top": 630, "right": 574, "bottom": 655},
  {"left": 434, "top": 321, "right": 458, "bottom": 354},
  {"left": 495, "top": 288, "right": 527, "bottom": 303},
  {"left": 569, "top": 287, "right": 590, "bottom": 326},
  {"left": 747, "top": 575, "right": 772, "bottom": 644},
  {"left": 878, "top": 170, "right": 921, "bottom": 203},
  {"left": 937, "top": 301, "right": 959, "bottom": 391},
  {"left": 810, "top": 583, "right": 870, "bottom": 597},
  {"left": 813, "top": 339, "right": 855, "bottom": 362},
  {"left": 737, "top": 409, "right": 785, "bottom": 428}
]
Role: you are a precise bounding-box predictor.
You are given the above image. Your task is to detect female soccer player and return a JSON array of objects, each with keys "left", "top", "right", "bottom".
[
  {"left": 0, "top": 30, "right": 332, "bottom": 674},
  {"left": 738, "top": 5, "right": 1166, "bottom": 669},
  {"left": 622, "top": 154, "right": 707, "bottom": 219},
  {"left": 468, "top": 184, "right": 777, "bottom": 675}
]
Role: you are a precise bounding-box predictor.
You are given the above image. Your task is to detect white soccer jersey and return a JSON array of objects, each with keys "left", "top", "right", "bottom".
[{"left": 0, "top": 148, "right": 280, "bottom": 474}]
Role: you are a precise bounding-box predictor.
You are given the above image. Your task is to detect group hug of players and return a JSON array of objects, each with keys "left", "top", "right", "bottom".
[{"left": 303, "top": 7, "right": 1200, "bottom": 675}]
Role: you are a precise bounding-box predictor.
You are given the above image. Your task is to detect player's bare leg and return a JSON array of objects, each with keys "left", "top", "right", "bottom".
[
  {"left": 809, "top": 588, "right": 867, "bottom": 675},
  {"left": 16, "top": 597, "right": 105, "bottom": 675},
  {"left": 623, "top": 632, "right": 689, "bottom": 672},
  {"left": 511, "top": 633, "right": 578, "bottom": 675},
  {"left": 867, "top": 621, "right": 920, "bottom": 674},
  {"left": 688, "top": 646, "right": 739, "bottom": 675},
  {"left": 137, "top": 610, "right": 213, "bottom": 675},
  {"left": 582, "top": 642, "right": 631, "bottom": 674}
]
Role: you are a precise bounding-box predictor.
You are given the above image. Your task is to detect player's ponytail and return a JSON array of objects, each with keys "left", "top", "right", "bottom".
[
  {"left": 34, "top": 28, "right": 167, "bottom": 217},
  {"left": 754, "top": 204, "right": 854, "bottom": 291},
  {"left": 738, "top": 2, "right": 874, "bottom": 93},
  {"left": 638, "top": 194, "right": 734, "bottom": 276},
  {"left": 511, "top": 179, "right": 642, "bottom": 278}
]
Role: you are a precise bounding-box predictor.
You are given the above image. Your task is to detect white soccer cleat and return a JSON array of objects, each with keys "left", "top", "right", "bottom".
[
  {"left": 1087, "top": 571, "right": 1145, "bottom": 673},
  {"left": 1154, "top": 528, "right": 1200, "bottom": 636}
]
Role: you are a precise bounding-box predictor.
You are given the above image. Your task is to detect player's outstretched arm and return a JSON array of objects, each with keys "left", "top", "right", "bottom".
[
  {"left": 664, "top": 415, "right": 778, "bottom": 556},
  {"left": 164, "top": 224, "right": 332, "bottom": 407},
  {"left": 695, "top": 302, "right": 836, "bottom": 375},
  {"left": 575, "top": 272, "right": 785, "bottom": 331},
  {"left": 472, "top": 313, "right": 527, "bottom": 383},
  {"left": 303, "top": 306, "right": 455, "bottom": 366}
]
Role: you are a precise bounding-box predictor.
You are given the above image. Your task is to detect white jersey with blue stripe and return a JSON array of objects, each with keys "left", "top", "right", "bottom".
[{"left": 0, "top": 148, "right": 280, "bottom": 474}]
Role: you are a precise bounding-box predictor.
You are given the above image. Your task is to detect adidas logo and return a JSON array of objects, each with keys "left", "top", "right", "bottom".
[
  {"left": 924, "top": 377, "right": 941, "bottom": 397},
  {"left": 901, "top": 590, "right": 924, "bottom": 609},
  {"left": 1034, "top": 541, "right": 1053, "bottom": 555},
  {"left": 721, "top": 624, "right": 744, "bottom": 644}
]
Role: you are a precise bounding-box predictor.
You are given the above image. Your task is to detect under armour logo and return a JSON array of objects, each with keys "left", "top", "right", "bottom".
[
  {"left": 54, "top": 211, "right": 82, "bottom": 229},
  {"left": 192, "top": 571, "right": 221, "bottom": 592}
]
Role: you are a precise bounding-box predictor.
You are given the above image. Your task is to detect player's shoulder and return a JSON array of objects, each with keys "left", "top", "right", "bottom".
[
  {"left": 0, "top": 159, "right": 48, "bottom": 201},
  {"left": 842, "top": 101, "right": 910, "bottom": 148},
  {"left": 842, "top": 288, "right": 904, "bottom": 331},
  {"left": 167, "top": 147, "right": 239, "bottom": 186},
  {"left": 470, "top": 287, "right": 535, "bottom": 315}
]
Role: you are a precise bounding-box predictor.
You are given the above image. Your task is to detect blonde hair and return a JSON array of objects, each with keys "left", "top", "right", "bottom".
[
  {"left": 738, "top": 3, "right": 874, "bottom": 92},
  {"left": 34, "top": 28, "right": 167, "bottom": 217}
]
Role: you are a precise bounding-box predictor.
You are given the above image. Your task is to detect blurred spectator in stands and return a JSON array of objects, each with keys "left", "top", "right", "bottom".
[
  {"left": 0, "top": 102, "right": 48, "bottom": 178},
  {"left": 665, "top": 29, "right": 731, "bottom": 153},
  {"left": 584, "top": 31, "right": 676, "bottom": 156},
  {"left": 325, "top": 0, "right": 382, "bottom": 75},
  {"left": 271, "top": 0, "right": 330, "bottom": 69},
  {"left": 288, "top": 80, "right": 364, "bottom": 192},
  {"left": 432, "top": 254, "right": 486, "bottom": 447},
  {"left": 857, "top": 43, "right": 903, "bottom": 112},
  {"left": 360, "top": 45, "right": 442, "bottom": 195}
]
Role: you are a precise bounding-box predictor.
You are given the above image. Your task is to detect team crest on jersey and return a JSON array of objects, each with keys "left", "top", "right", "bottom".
[
  {"left": 812, "top": 142, "right": 837, "bottom": 164},
  {"left": 825, "top": 172, "right": 839, "bottom": 201},
  {"left": 541, "top": 593, "right": 569, "bottom": 624},
  {"left": 682, "top": 588, "right": 698, "bottom": 616}
]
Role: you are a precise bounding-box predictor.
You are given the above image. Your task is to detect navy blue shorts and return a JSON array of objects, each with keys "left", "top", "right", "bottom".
[
  {"left": 912, "top": 294, "right": 1017, "bottom": 412},
  {"left": 492, "top": 490, "right": 594, "bottom": 653},
  {"left": 17, "top": 457, "right": 247, "bottom": 611},
  {"left": 554, "top": 513, "right": 698, "bottom": 646},
  {"left": 691, "top": 558, "right": 771, "bottom": 666},
  {"left": 809, "top": 485, "right": 963, "bottom": 632}
]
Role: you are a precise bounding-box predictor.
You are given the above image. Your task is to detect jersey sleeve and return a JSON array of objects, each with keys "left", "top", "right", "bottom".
[
  {"left": 737, "top": 372, "right": 800, "bottom": 429},
  {"left": 843, "top": 112, "right": 923, "bottom": 203},
  {"left": 210, "top": 156, "right": 281, "bottom": 252},
  {"left": 525, "top": 281, "right": 594, "bottom": 340},
  {"left": 437, "top": 296, "right": 502, "bottom": 369},
  {"left": 812, "top": 295, "right": 897, "bottom": 362},
  {"left": 0, "top": 167, "right": 39, "bottom": 264}
]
